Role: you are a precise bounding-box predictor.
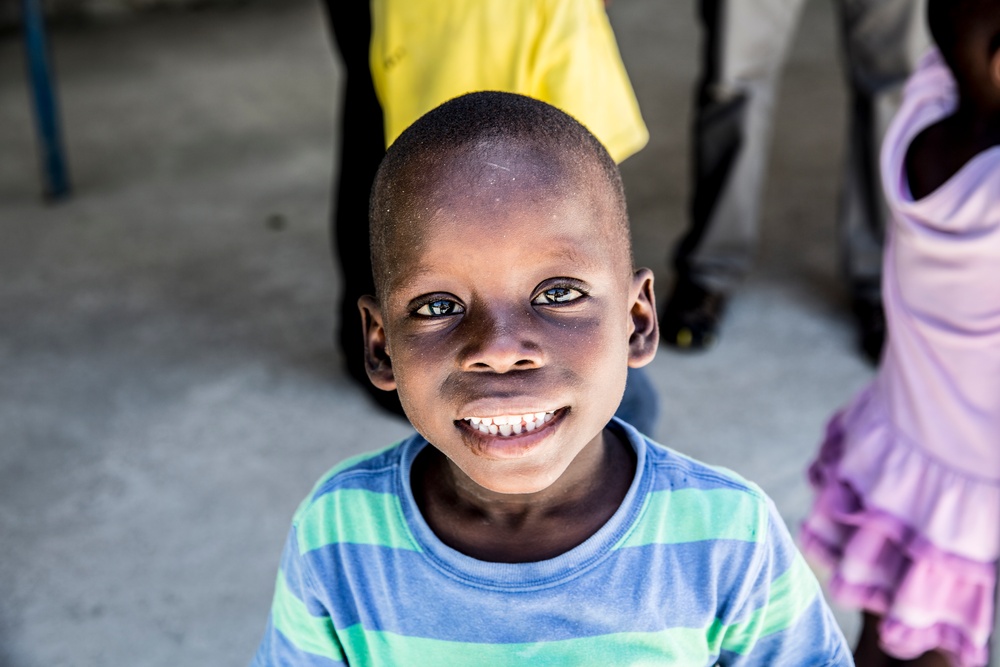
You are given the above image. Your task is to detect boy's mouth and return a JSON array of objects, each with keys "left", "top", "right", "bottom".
[{"left": 459, "top": 409, "right": 561, "bottom": 437}]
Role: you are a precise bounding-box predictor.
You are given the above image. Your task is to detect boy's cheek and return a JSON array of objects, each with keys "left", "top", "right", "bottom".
[
  {"left": 388, "top": 331, "right": 452, "bottom": 368},
  {"left": 550, "top": 314, "right": 630, "bottom": 350}
]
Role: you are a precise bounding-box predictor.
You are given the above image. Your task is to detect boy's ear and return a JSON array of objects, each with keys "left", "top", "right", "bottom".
[
  {"left": 358, "top": 295, "right": 397, "bottom": 391},
  {"left": 627, "top": 268, "right": 658, "bottom": 368}
]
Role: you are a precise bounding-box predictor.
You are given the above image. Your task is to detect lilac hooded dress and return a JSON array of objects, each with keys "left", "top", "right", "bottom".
[{"left": 801, "top": 49, "right": 1000, "bottom": 667}]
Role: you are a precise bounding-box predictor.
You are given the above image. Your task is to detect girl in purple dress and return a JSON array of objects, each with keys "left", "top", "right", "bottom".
[{"left": 801, "top": 2, "right": 1000, "bottom": 665}]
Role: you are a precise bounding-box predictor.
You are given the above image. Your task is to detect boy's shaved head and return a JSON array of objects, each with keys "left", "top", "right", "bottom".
[{"left": 368, "top": 92, "right": 631, "bottom": 300}]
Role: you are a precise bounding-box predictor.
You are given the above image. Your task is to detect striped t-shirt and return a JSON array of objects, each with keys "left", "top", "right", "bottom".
[{"left": 251, "top": 419, "right": 850, "bottom": 666}]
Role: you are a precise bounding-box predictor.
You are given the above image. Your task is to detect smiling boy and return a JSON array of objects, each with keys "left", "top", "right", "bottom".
[{"left": 251, "top": 92, "right": 850, "bottom": 666}]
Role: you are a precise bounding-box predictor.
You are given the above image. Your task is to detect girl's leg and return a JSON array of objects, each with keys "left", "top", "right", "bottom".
[
  {"left": 906, "top": 652, "right": 951, "bottom": 667},
  {"left": 854, "top": 612, "right": 900, "bottom": 667},
  {"left": 854, "top": 612, "right": 953, "bottom": 667}
]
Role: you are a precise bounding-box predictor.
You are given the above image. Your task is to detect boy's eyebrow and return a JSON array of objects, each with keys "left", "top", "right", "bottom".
[
  {"left": 545, "top": 250, "right": 597, "bottom": 272},
  {"left": 390, "top": 263, "right": 435, "bottom": 294},
  {"left": 549, "top": 239, "right": 621, "bottom": 271}
]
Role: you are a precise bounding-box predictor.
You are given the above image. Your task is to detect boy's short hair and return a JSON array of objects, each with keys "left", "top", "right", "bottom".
[{"left": 368, "top": 91, "right": 631, "bottom": 301}]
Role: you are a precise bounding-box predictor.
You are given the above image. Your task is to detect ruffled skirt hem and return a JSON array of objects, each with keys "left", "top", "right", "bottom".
[{"left": 801, "top": 385, "right": 998, "bottom": 667}]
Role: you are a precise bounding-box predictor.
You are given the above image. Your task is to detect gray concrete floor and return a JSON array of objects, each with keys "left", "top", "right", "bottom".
[{"left": 0, "top": 1, "right": 876, "bottom": 664}]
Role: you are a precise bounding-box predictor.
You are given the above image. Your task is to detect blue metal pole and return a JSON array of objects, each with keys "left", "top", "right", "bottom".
[{"left": 21, "top": 0, "right": 71, "bottom": 200}]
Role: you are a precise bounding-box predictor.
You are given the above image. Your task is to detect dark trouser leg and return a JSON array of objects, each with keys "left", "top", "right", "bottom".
[
  {"left": 675, "top": 0, "right": 804, "bottom": 294},
  {"left": 836, "top": 0, "right": 927, "bottom": 362},
  {"left": 321, "top": 1, "right": 403, "bottom": 416},
  {"left": 835, "top": 0, "right": 926, "bottom": 293},
  {"left": 662, "top": 0, "right": 801, "bottom": 350}
]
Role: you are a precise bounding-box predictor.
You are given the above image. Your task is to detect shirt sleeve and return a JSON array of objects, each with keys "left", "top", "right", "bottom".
[
  {"left": 716, "top": 498, "right": 852, "bottom": 666},
  {"left": 250, "top": 526, "right": 347, "bottom": 667},
  {"left": 532, "top": 0, "right": 649, "bottom": 162}
]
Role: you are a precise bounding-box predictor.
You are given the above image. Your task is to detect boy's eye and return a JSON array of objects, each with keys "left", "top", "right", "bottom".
[
  {"left": 415, "top": 299, "right": 464, "bottom": 317},
  {"left": 532, "top": 287, "right": 584, "bottom": 305}
]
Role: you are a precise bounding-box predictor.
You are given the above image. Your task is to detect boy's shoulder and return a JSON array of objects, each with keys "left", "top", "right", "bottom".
[
  {"left": 288, "top": 437, "right": 419, "bottom": 554},
  {"left": 642, "top": 435, "right": 768, "bottom": 500},
  {"left": 297, "top": 440, "right": 405, "bottom": 504},
  {"left": 621, "top": 435, "right": 774, "bottom": 550}
]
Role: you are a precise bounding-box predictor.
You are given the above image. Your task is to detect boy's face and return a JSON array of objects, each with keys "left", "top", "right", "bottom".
[{"left": 362, "top": 148, "right": 656, "bottom": 495}]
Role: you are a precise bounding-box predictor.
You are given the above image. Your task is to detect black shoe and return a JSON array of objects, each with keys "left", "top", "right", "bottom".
[
  {"left": 660, "top": 277, "right": 727, "bottom": 351},
  {"left": 852, "top": 294, "right": 886, "bottom": 366}
]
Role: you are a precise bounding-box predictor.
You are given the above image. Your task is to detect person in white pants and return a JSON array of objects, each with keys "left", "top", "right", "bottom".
[{"left": 661, "top": 0, "right": 927, "bottom": 362}]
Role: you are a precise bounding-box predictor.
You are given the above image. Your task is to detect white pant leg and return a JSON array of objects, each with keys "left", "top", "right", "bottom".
[{"left": 678, "top": 0, "right": 806, "bottom": 292}]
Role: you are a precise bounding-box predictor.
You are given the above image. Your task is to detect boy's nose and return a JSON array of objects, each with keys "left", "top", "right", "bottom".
[{"left": 458, "top": 308, "right": 543, "bottom": 373}]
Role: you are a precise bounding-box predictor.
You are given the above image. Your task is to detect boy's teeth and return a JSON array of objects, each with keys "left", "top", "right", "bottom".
[{"left": 463, "top": 410, "right": 557, "bottom": 436}]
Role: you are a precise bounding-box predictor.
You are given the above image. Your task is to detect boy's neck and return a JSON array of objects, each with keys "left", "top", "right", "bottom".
[{"left": 411, "top": 425, "right": 637, "bottom": 564}]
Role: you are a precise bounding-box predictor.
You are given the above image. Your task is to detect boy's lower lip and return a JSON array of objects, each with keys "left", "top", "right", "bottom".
[{"left": 454, "top": 407, "right": 568, "bottom": 458}]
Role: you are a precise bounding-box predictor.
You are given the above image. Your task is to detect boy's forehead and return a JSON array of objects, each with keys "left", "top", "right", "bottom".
[
  {"left": 390, "top": 151, "right": 607, "bottom": 246},
  {"left": 425, "top": 142, "right": 584, "bottom": 195}
]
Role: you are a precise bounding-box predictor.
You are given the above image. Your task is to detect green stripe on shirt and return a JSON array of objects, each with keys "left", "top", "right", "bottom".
[
  {"left": 719, "top": 553, "right": 821, "bottom": 655},
  {"left": 296, "top": 488, "right": 421, "bottom": 554},
  {"left": 292, "top": 443, "right": 403, "bottom": 521},
  {"left": 271, "top": 569, "right": 344, "bottom": 662},
  {"left": 615, "top": 488, "right": 765, "bottom": 549},
  {"left": 336, "top": 624, "right": 716, "bottom": 666}
]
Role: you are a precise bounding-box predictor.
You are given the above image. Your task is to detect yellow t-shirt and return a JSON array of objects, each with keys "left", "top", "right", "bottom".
[{"left": 369, "top": 0, "right": 649, "bottom": 163}]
